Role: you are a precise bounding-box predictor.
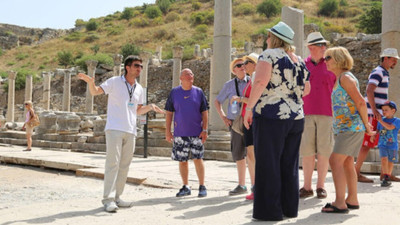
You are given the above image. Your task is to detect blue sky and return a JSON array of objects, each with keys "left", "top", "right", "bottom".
[{"left": 0, "top": 0, "right": 155, "bottom": 29}]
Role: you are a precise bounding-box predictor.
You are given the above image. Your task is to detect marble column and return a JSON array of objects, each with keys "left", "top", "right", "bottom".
[
  {"left": 172, "top": 46, "right": 184, "bottom": 88},
  {"left": 113, "top": 54, "right": 123, "bottom": 76},
  {"left": 6, "top": 71, "right": 17, "bottom": 122},
  {"left": 194, "top": 44, "right": 201, "bottom": 58},
  {"left": 156, "top": 46, "right": 162, "bottom": 61},
  {"left": 42, "top": 72, "right": 51, "bottom": 110},
  {"left": 210, "top": 0, "right": 232, "bottom": 132},
  {"left": 85, "top": 60, "right": 98, "bottom": 114},
  {"left": 382, "top": 0, "right": 400, "bottom": 116},
  {"left": 139, "top": 51, "right": 152, "bottom": 88},
  {"left": 282, "top": 6, "right": 305, "bottom": 58},
  {"left": 24, "top": 75, "right": 33, "bottom": 116},
  {"left": 62, "top": 69, "right": 72, "bottom": 112}
]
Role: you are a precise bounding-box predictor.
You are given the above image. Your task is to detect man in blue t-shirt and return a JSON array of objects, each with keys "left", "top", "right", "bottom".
[
  {"left": 373, "top": 101, "right": 400, "bottom": 187},
  {"left": 165, "top": 68, "right": 209, "bottom": 197}
]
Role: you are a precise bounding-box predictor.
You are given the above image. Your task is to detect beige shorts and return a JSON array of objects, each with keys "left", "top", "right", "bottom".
[
  {"left": 300, "top": 115, "right": 334, "bottom": 158},
  {"left": 25, "top": 124, "right": 34, "bottom": 135}
]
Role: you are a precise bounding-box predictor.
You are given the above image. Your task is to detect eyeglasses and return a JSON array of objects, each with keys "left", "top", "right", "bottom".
[
  {"left": 324, "top": 55, "right": 332, "bottom": 61},
  {"left": 234, "top": 63, "right": 244, "bottom": 68},
  {"left": 244, "top": 60, "right": 254, "bottom": 65},
  {"left": 133, "top": 64, "right": 143, "bottom": 69},
  {"left": 24, "top": 103, "right": 28, "bottom": 106},
  {"left": 313, "top": 43, "right": 327, "bottom": 47}
]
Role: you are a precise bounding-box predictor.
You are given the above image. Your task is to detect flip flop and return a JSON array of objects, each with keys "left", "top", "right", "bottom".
[
  {"left": 346, "top": 203, "right": 360, "bottom": 210},
  {"left": 321, "top": 203, "right": 349, "bottom": 214}
]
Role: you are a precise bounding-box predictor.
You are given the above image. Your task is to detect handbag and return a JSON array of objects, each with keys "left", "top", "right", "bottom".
[
  {"left": 231, "top": 78, "right": 249, "bottom": 136},
  {"left": 28, "top": 112, "right": 40, "bottom": 127}
]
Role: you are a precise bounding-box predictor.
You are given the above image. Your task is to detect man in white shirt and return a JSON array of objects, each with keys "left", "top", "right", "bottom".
[{"left": 78, "top": 55, "right": 164, "bottom": 212}]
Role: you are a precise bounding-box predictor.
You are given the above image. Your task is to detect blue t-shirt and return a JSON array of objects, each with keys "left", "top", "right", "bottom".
[
  {"left": 165, "top": 86, "right": 209, "bottom": 137},
  {"left": 377, "top": 117, "right": 400, "bottom": 150}
]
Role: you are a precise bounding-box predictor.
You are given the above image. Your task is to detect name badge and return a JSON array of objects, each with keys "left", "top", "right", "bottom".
[{"left": 128, "top": 102, "right": 135, "bottom": 107}]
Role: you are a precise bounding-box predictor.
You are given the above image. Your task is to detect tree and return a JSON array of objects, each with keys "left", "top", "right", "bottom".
[
  {"left": 357, "top": 2, "right": 382, "bottom": 34},
  {"left": 120, "top": 43, "right": 141, "bottom": 59},
  {"left": 86, "top": 19, "right": 99, "bottom": 31},
  {"left": 57, "top": 51, "right": 74, "bottom": 68},
  {"left": 156, "top": 0, "right": 171, "bottom": 14},
  {"left": 256, "top": 0, "right": 282, "bottom": 18},
  {"left": 120, "top": 7, "right": 134, "bottom": 20},
  {"left": 144, "top": 5, "right": 162, "bottom": 19},
  {"left": 318, "top": 0, "right": 338, "bottom": 17}
]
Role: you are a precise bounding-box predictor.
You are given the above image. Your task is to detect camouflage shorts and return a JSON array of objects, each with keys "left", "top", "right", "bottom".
[{"left": 171, "top": 136, "right": 204, "bottom": 161}]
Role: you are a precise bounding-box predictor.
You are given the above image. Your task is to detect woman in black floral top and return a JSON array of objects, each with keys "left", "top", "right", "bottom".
[{"left": 244, "top": 21, "right": 310, "bottom": 221}]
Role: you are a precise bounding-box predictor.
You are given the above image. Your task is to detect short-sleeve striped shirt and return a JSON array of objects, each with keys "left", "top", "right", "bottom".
[{"left": 365, "top": 65, "right": 389, "bottom": 115}]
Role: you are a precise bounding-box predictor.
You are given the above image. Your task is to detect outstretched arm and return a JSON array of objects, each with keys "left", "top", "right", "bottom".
[
  {"left": 77, "top": 73, "right": 104, "bottom": 96},
  {"left": 137, "top": 103, "right": 165, "bottom": 115}
]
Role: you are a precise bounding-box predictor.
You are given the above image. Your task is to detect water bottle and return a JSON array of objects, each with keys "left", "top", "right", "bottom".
[{"left": 231, "top": 101, "right": 238, "bottom": 114}]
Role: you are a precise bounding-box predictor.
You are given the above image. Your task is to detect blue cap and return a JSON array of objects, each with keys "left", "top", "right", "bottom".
[{"left": 381, "top": 101, "right": 397, "bottom": 111}]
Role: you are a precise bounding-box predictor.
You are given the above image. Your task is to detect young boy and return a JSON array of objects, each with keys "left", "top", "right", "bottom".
[{"left": 374, "top": 101, "right": 400, "bottom": 187}]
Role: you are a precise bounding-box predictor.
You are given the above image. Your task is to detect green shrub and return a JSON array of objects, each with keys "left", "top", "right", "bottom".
[
  {"left": 195, "top": 24, "right": 208, "bottom": 33},
  {"left": 234, "top": 3, "right": 255, "bottom": 16},
  {"left": 16, "top": 53, "right": 28, "bottom": 61},
  {"left": 103, "top": 15, "right": 114, "bottom": 22},
  {"left": 38, "top": 65, "right": 45, "bottom": 70},
  {"left": 157, "top": 0, "right": 172, "bottom": 14},
  {"left": 121, "top": 7, "right": 135, "bottom": 20},
  {"left": 339, "top": 0, "right": 348, "bottom": 6},
  {"left": 318, "top": 0, "right": 338, "bottom": 17},
  {"left": 192, "top": 2, "right": 201, "bottom": 10},
  {"left": 152, "top": 17, "right": 164, "bottom": 26},
  {"left": 75, "top": 53, "right": 113, "bottom": 72},
  {"left": 256, "top": 0, "right": 282, "bottom": 18},
  {"left": 189, "top": 10, "right": 214, "bottom": 26},
  {"left": 325, "top": 24, "right": 345, "bottom": 33},
  {"left": 13, "top": 69, "right": 38, "bottom": 91},
  {"left": 131, "top": 17, "right": 150, "bottom": 27},
  {"left": 120, "top": 43, "right": 142, "bottom": 58},
  {"left": 106, "top": 25, "right": 124, "bottom": 35},
  {"left": 84, "top": 34, "right": 100, "bottom": 43},
  {"left": 7, "top": 62, "right": 15, "bottom": 66},
  {"left": 165, "top": 12, "right": 181, "bottom": 23},
  {"left": 357, "top": 2, "right": 382, "bottom": 34},
  {"left": 91, "top": 45, "right": 100, "bottom": 54},
  {"left": 75, "top": 19, "right": 86, "bottom": 27},
  {"left": 145, "top": 5, "right": 162, "bottom": 19},
  {"left": 0, "top": 71, "right": 7, "bottom": 79},
  {"left": 57, "top": 51, "right": 74, "bottom": 68},
  {"left": 64, "top": 32, "right": 83, "bottom": 42},
  {"left": 86, "top": 19, "right": 99, "bottom": 31}
]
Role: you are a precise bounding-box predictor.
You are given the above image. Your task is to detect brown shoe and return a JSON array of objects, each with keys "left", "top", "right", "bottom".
[
  {"left": 357, "top": 174, "right": 373, "bottom": 183},
  {"left": 390, "top": 175, "right": 400, "bottom": 182},
  {"left": 299, "top": 187, "right": 313, "bottom": 198},
  {"left": 316, "top": 188, "right": 327, "bottom": 199}
]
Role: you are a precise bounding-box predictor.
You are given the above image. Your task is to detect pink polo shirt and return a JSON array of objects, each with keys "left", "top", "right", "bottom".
[{"left": 303, "top": 56, "right": 336, "bottom": 117}]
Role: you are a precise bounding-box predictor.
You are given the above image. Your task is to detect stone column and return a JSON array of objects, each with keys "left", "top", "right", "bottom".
[
  {"left": 85, "top": 60, "right": 98, "bottom": 114},
  {"left": 172, "top": 46, "right": 184, "bottom": 88},
  {"left": 210, "top": 0, "right": 232, "bottom": 132},
  {"left": 42, "top": 72, "right": 51, "bottom": 110},
  {"left": 194, "top": 44, "right": 201, "bottom": 58},
  {"left": 156, "top": 46, "right": 162, "bottom": 61},
  {"left": 6, "top": 71, "right": 17, "bottom": 122},
  {"left": 282, "top": 6, "right": 305, "bottom": 58},
  {"left": 139, "top": 51, "right": 152, "bottom": 88},
  {"left": 62, "top": 69, "right": 72, "bottom": 112},
  {"left": 382, "top": 0, "right": 400, "bottom": 116},
  {"left": 24, "top": 75, "right": 33, "bottom": 116},
  {"left": 113, "top": 54, "right": 123, "bottom": 76}
]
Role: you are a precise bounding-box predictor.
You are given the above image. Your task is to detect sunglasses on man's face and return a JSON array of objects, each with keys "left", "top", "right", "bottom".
[
  {"left": 324, "top": 55, "right": 332, "bottom": 61},
  {"left": 234, "top": 63, "right": 244, "bottom": 69},
  {"left": 133, "top": 64, "right": 143, "bottom": 69},
  {"left": 244, "top": 60, "right": 254, "bottom": 65},
  {"left": 313, "top": 43, "right": 327, "bottom": 47}
]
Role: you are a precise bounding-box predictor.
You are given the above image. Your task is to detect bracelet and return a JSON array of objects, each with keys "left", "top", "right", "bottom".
[
  {"left": 245, "top": 107, "right": 253, "bottom": 111},
  {"left": 202, "top": 129, "right": 208, "bottom": 132}
]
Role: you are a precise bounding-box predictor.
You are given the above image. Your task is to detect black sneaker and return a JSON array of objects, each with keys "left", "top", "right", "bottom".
[
  {"left": 381, "top": 179, "right": 392, "bottom": 187},
  {"left": 229, "top": 185, "right": 247, "bottom": 196},
  {"left": 198, "top": 185, "right": 207, "bottom": 197},
  {"left": 176, "top": 185, "right": 191, "bottom": 197}
]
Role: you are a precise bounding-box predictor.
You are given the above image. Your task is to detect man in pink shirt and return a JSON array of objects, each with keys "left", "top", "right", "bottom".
[{"left": 299, "top": 32, "right": 336, "bottom": 199}]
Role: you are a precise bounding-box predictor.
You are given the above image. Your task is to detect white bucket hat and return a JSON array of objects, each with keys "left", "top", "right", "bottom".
[
  {"left": 267, "top": 21, "right": 294, "bottom": 44},
  {"left": 380, "top": 48, "right": 400, "bottom": 59},
  {"left": 307, "top": 32, "right": 330, "bottom": 46},
  {"left": 242, "top": 53, "right": 259, "bottom": 64}
]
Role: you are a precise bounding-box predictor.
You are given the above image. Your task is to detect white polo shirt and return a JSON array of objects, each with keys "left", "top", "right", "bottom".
[{"left": 100, "top": 75, "right": 144, "bottom": 136}]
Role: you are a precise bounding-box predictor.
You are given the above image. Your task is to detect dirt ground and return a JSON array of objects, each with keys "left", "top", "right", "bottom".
[{"left": 1, "top": 163, "right": 400, "bottom": 225}]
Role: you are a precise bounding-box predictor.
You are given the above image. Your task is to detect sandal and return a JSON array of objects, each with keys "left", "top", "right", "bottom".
[
  {"left": 23, "top": 149, "right": 31, "bottom": 151},
  {"left": 346, "top": 202, "right": 360, "bottom": 210},
  {"left": 321, "top": 203, "right": 349, "bottom": 214}
]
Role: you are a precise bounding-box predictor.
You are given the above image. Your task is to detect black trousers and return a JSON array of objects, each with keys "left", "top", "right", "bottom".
[{"left": 252, "top": 117, "right": 304, "bottom": 221}]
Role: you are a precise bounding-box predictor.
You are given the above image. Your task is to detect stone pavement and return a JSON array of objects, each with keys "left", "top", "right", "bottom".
[{"left": 1, "top": 143, "right": 400, "bottom": 225}]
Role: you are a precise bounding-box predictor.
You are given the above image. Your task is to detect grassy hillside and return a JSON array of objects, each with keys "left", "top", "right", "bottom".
[{"left": 0, "top": 0, "right": 379, "bottom": 86}]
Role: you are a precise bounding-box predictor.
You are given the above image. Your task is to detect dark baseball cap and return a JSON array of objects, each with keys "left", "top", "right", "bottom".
[{"left": 381, "top": 101, "right": 397, "bottom": 111}]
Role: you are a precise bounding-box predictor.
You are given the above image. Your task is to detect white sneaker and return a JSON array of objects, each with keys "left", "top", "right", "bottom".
[
  {"left": 104, "top": 201, "right": 118, "bottom": 212},
  {"left": 116, "top": 199, "right": 134, "bottom": 208}
]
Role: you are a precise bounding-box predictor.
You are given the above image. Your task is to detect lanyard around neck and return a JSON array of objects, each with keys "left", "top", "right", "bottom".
[{"left": 124, "top": 81, "right": 136, "bottom": 102}]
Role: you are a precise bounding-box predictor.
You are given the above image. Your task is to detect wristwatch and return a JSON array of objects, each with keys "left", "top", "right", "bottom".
[
  {"left": 245, "top": 107, "right": 253, "bottom": 111},
  {"left": 202, "top": 129, "right": 208, "bottom": 132}
]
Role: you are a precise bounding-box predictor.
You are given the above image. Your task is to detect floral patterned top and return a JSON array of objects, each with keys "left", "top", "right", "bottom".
[
  {"left": 331, "top": 72, "right": 365, "bottom": 134},
  {"left": 254, "top": 48, "right": 309, "bottom": 120}
]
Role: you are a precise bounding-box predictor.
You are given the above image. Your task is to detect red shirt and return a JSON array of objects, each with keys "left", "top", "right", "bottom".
[
  {"left": 241, "top": 81, "right": 252, "bottom": 118},
  {"left": 303, "top": 56, "right": 336, "bottom": 117}
]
